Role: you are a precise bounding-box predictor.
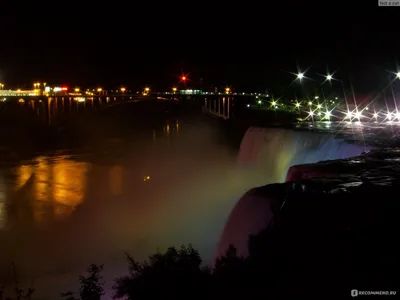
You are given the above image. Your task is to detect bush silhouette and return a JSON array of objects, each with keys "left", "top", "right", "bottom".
[
  {"left": 61, "top": 264, "right": 104, "bottom": 300},
  {"left": 0, "top": 263, "right": 35, "bottom": 300},
  {"left": 113, "top": 244, "right": 211, "bottom": 300}
]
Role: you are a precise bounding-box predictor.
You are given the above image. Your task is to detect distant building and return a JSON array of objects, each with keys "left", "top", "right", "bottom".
[{"left": 179, "top": 89, "right": 202, "bottom": 95}]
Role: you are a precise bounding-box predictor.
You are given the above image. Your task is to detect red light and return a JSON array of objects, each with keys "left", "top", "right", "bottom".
[
  {"left": 179, "top": 71, "right": 190, "bottom": 83},
  {"left": 61, "top": 87, "right": 68, "bottom": 91}
]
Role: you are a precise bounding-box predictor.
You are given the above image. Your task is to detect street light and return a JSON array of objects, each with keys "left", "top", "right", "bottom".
[
  {"left": 120, "top": 87, "right": 126, "bottom": 93},
  {"left": 0, "top": 83, "right": 4, "bottom": 90},
  {"left": 325, "top": 110, "right": 331, "bottom": 119},
  {"left": 354, "top": 111, "right": 362, "bottom": 120},
  {"left": 326, "top": 74, "right": 332, "bottom": 81},
  {"left": 144, "top": 87, "right": 150, "bottom": 92},
  {"left": 297, "top": 73, "right": 304, "bottom": 80},
  {"left": 74, "top": 88, "right": 80, "bottom": 92},
  {"left": 172, "top": 87, "right": 177, "bottom": 92},
  {"left": 97, "top": 88, "right": 102, "bottom": 92}
]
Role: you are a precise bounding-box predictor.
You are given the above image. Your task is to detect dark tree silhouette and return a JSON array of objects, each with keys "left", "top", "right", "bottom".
[
  {"left": 0, "top": 263, "right": 35, "bottom": 300},
  {"left": 61, "top": 264, "right": 104, "bottom": 300},
  {"left": 113, "top": 244, "right": 211, "bottom": 300}
]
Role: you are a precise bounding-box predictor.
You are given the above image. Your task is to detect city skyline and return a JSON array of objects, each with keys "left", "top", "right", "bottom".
[{"left": 2, "top": 67, "right": 400, "bottom": 94}]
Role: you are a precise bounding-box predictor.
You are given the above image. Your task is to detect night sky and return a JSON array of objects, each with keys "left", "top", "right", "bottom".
[{"left": 1, "top": 1, "right": 399, "bottom": 92}]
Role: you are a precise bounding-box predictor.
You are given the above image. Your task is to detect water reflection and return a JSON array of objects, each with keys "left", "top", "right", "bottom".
[
  {"left": 1, "top": 157, "right": 90, "bottom": 227},
  {"left": 36, "top": 157, "right": 88, "bottom": 222},
  {"left": 16, "top": 165, "right": 34, "bottom": 190},
  {"left": 0, "top": 119, "right": 244, "bottom": 299},
  {"left": 203, "top": 97, "right": 231, "bottom": 119}
]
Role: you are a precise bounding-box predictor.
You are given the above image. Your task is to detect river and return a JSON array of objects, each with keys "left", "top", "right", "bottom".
[
  {"left": 0, "top": 102, "right": 255, "bottom": 299},
  {"left": 0, "top": 98, "right": 397, "bottom": 299}
]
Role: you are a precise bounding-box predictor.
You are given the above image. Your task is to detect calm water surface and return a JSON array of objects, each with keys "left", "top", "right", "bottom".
[{"left": 0, "top": 118, "right": 251, "bottom": 298}]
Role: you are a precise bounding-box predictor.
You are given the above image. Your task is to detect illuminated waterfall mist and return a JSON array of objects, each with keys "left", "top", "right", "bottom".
[
  {"left": 0, "top": 122, "right": 373, "bottom": 299},
  {"left": 236, "top": 127, "right": 370, "bottom": 186},
  {"left": 216, "top": 127, "right": 371, "bottom": 259},
  {"left": 0, "top": 120, "right": 245, "bottom": 299}
]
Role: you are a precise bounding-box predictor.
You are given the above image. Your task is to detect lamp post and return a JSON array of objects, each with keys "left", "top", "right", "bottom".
[
  {"left": 120, "top": 87, "right": 126, "bottom": 99},
  {"left": 297, "top": 72, "right": 304, "bottom": 81},
  {"left": 295, "top": 72, "right": 305, "bottom": 101},
  {"left": 321, "top": 74, "right": 333, "bottom": 102}
]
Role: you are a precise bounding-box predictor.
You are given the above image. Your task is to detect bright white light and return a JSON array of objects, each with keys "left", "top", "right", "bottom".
[
  {"left": 297, "top": 73, "right": 304, "bottom": 79},
  {"left": 271, "top": 101, "right": 277, "bottom": 106},
  {"left": 308, "top": 101, "right": 312, "bottom": 105},
  {"left": 54, "top": 87, "right": 62, "bottom": 92},
  {"left": 317, "top": 104, "right": 322, "bottom": 109},
  {"left": 326, "top": 74, "right": 332, "bottom": 80},
  {"left": 308, "top": 110, "right": 314, "bottom": 116},
  {"left": 346, "top": 111, "right": 353, "bottom": 119},
  {"left": 397, "top": 72, "right": 400, "bottom": 79},
  {"left": 317, "top": 112, "right": 321, "bottom": 116},
  {"left": 246, "top": 104, "right": 250, "bottom": 107},
  {"left": 354, "top": 111, "right": 362, "bottom": 119},
  {"left": 325, "top": 111, "right": 331, "bottom": 117},
  {"left": 315, "top": 96, "right": 319, "bottom": 99},
  {"left": 387, "top": 112, "right": 392, "bottom": 120},
  {"left": 295, "top": 102, "right": 300, "bottom": 107},
  {"left": 373, "top": 113, "right": 378, "bottom": 118},
  {"left": 396, "top": 112, "right": 400, "bottom": 120}
]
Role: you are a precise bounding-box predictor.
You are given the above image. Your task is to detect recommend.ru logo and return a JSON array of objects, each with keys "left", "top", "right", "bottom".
[{"left": 351, "top": 289, "right": 397, "bottom": 297}]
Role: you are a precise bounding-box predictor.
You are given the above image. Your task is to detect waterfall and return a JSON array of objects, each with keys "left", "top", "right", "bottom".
[{"left": 216, "top": 127, "right": 371, "bottom": 259}]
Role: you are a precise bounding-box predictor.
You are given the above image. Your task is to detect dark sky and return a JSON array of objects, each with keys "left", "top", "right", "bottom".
[{"left": 1, "top": 1, "right": 399, "bottom": 92}]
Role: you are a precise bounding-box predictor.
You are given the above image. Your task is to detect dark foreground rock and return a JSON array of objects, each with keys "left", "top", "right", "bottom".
[{"left": 216, "top": 148, "right": 399, "bottom": 299}]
